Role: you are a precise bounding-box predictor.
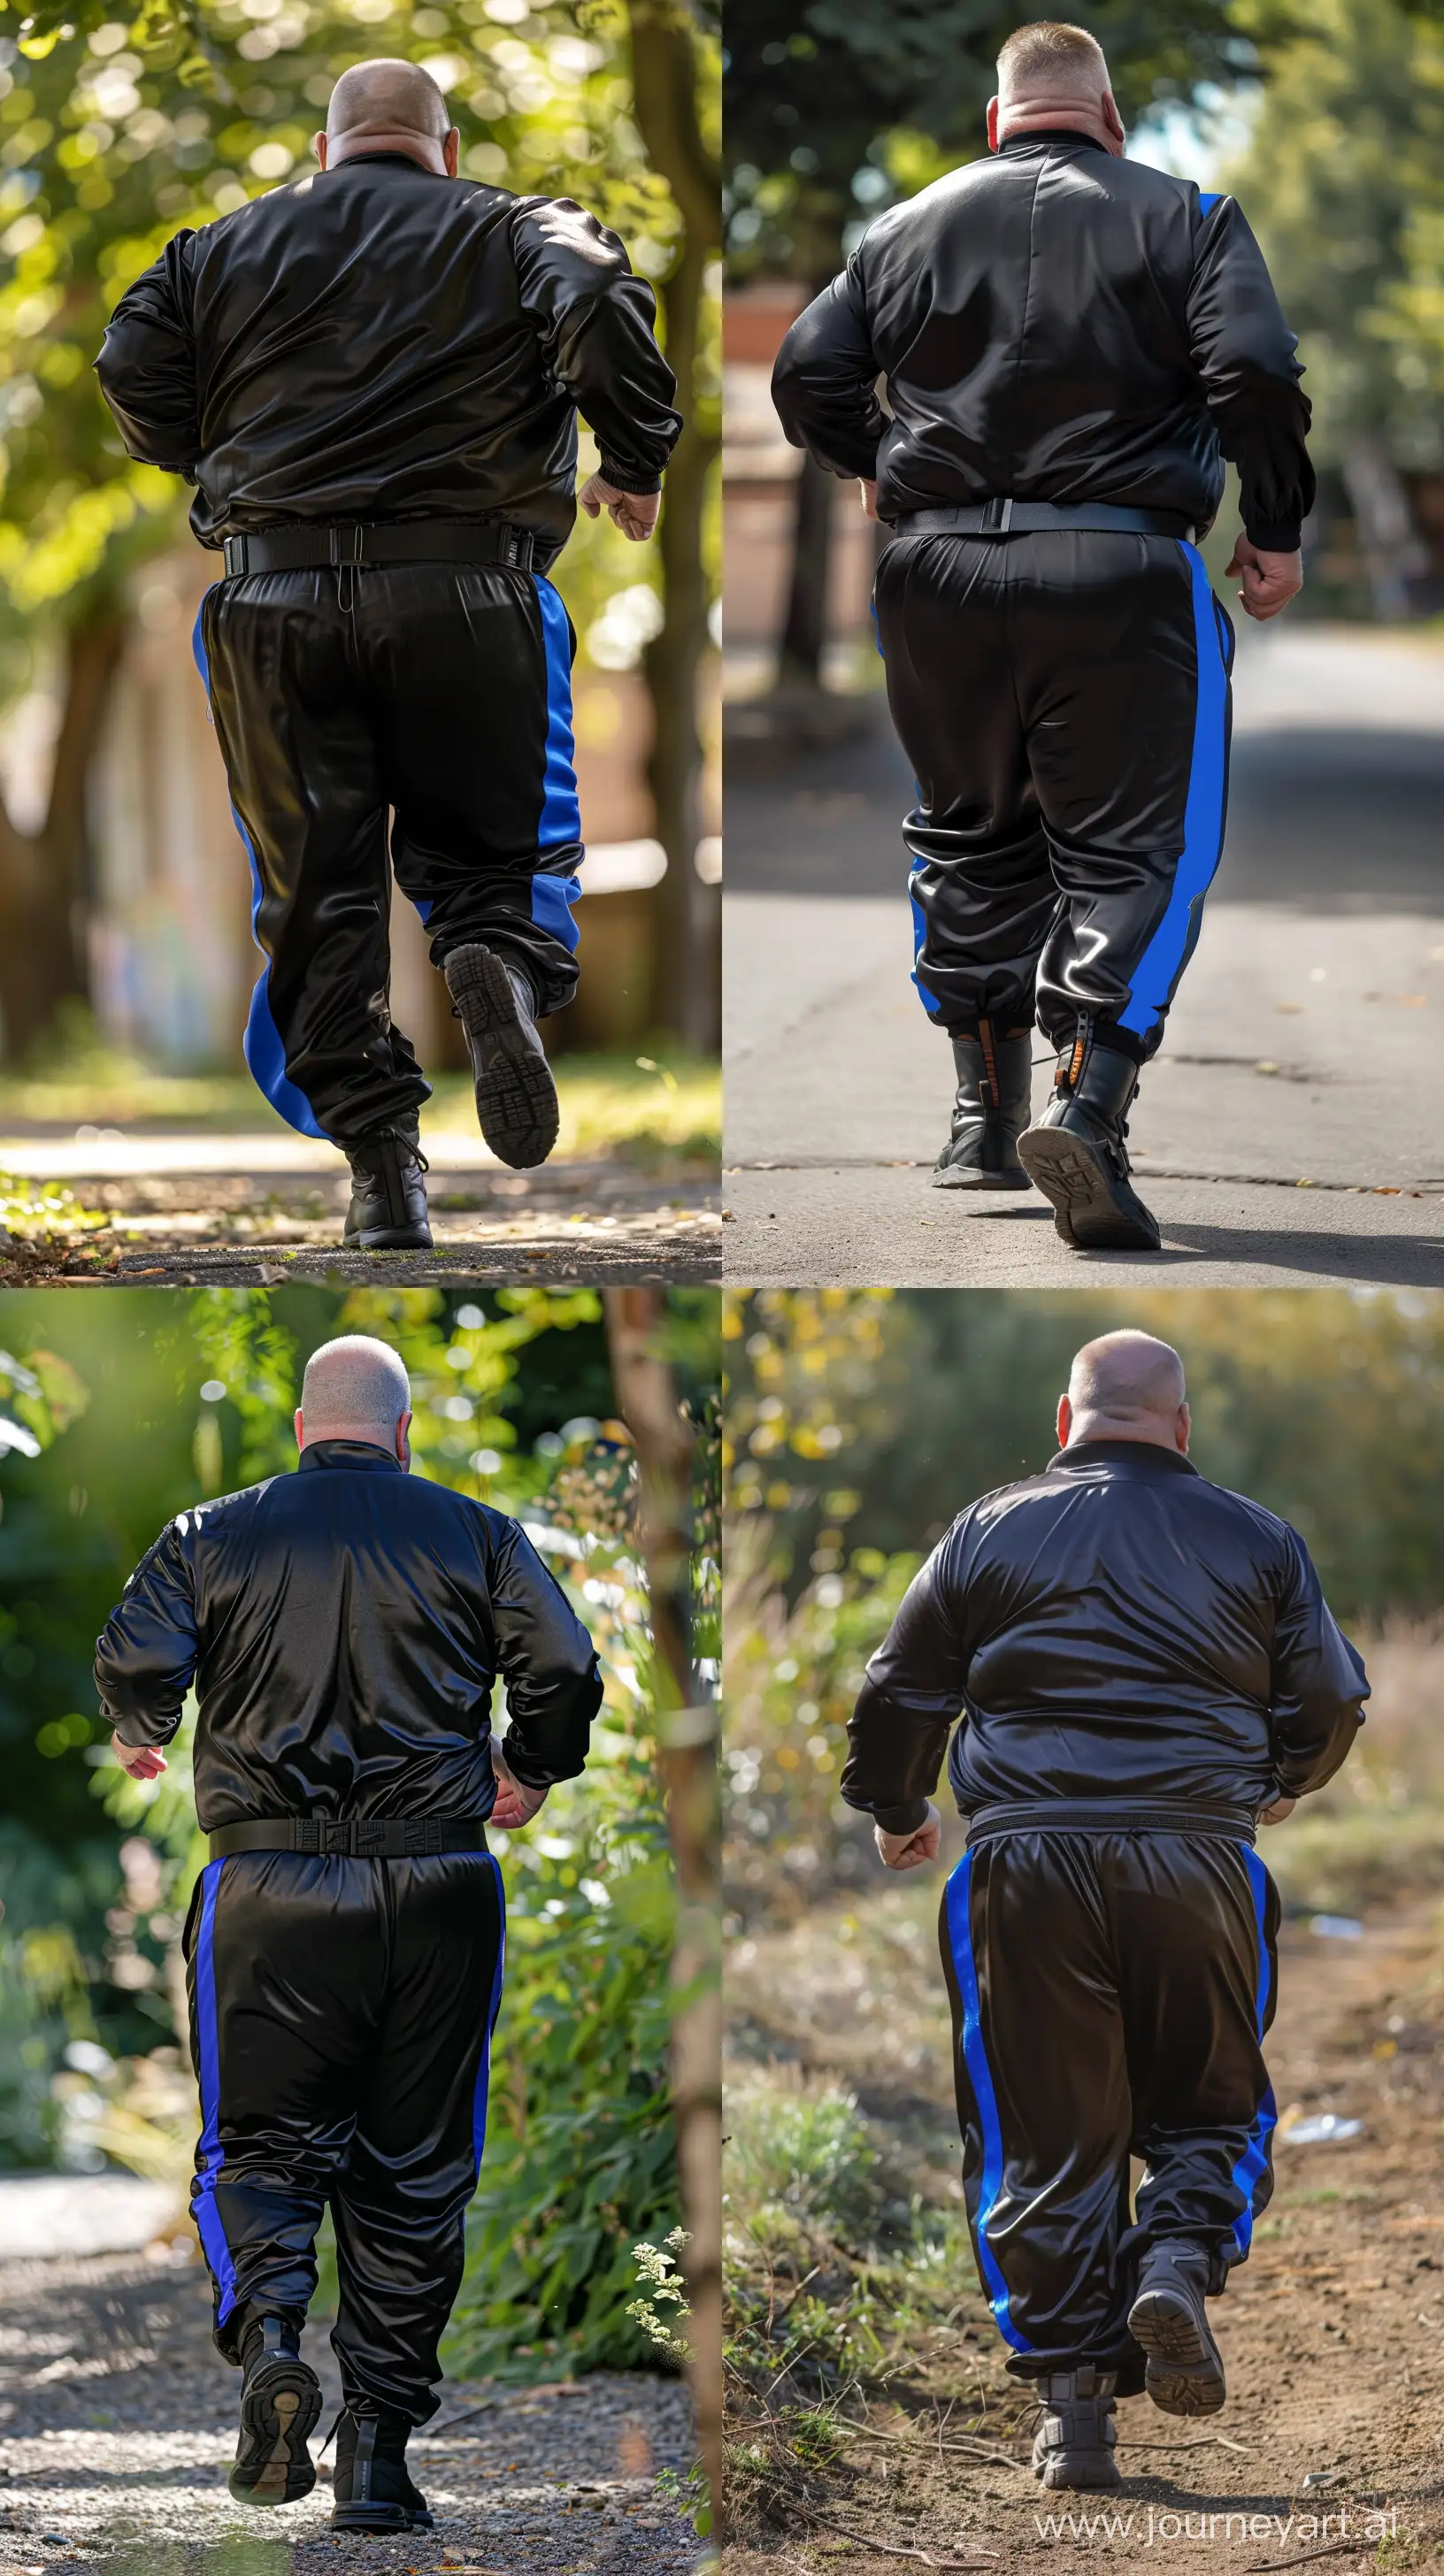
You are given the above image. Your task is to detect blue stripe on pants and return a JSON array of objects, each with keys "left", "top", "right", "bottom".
[
  {"left": 1116, "top": 542, "right": 1230, "bottom": 1043},
  {"left": 472, "top": 1854, "right": 508, "bottom": 2175},
  {"left": 1229, "top": 1845, "right": 1277, "bottom": 2257},
  {"left": 191, "top": 597, "right": 327, "bottom": 1140},
  {"left": 531, "top": 575, "right": 582, "bottom": 956},
  {"left": 192, "top": 1858, "right": 240, "bottom": 2325},
  {"left": 943, "top": 1851, "right": 1035, "bottom": 2353}
]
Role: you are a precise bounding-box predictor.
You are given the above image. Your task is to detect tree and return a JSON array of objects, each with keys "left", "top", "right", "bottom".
[
  {"left": 724, "top": 0, "right": 1298, "bottom": 698},
  {"left": 0, "top": 0, "right": 718, "bottom": 1059}
]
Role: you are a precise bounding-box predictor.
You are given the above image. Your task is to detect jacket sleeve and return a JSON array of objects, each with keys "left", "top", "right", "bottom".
[
  {"left": 94, "top": 1515, "right": 200, "bottom": 1746},
  {"left": 489, "top": 1519, "right": 603, "bottom": 1788},
  {"left": 1187, "top": 196, "right": 1315, "bottom": 553},
  {"left": 841, "top": 1520, "right": 972, "bottom": 1834},
  {"left": 772, "top": 259, "right": 887, "bottom": 481},
  {"left": 93, "top": 234, "right": 201, "bottom": 476},
  {"left": 513, "top": 199, "right": 681, "bottom": 495},
  {"left": 1267, "top": 1527, "right": 1368, "bottom": 1798}
]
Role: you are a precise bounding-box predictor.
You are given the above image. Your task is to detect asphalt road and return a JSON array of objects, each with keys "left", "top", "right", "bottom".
[{"left": 724, "top": 623, "right": 1444, "bottom": 1287}]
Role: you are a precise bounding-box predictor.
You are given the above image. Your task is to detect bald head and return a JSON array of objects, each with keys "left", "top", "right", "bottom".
[
  {"left": 317, "top": 58, "right": 458, "bottom": 179},
  {"left": 296, "top": 1335, "right": 412, "bottom": 1464},
  {"left": 988, "top": 20, "right": 1125, "bottom": 157},
  {"left": 1058, "top": 1330, "right": 1189, "bottom": 1453}
]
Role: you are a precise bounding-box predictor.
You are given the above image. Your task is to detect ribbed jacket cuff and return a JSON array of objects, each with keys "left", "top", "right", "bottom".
[
  {"left": 1245, "top": 518, "right": 1302, "bottom": 554},
  {"left": 596, "top": 457, "right": 664, "bottom": 496},
  {"left": 872, "top": 1797, "right": 930, "bottom": 1836}
]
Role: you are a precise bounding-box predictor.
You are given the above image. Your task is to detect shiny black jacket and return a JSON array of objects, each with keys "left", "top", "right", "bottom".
[
  {"left": 95, "top": 151, "right": 681, "bottom": 567},
  {"left": 95, "top": 1441, "right": 603, "bottom": 1832},
  {"left": 772, "top": 133, "right": 1313, "bottom": 551},
  {"left": 844, "top": 1441, "right": 1366, "bottom": 1833}
]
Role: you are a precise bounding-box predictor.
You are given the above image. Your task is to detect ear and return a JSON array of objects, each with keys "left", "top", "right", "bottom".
[
  {"left": 1101, "top": 88, "right": 1125, "bottom": 155},
  {"left": 1176, "top": 1400, "right": 1191, "bottom": 1455},
  {"left": 314, "top": 130, "right": 328, "bottom": 169},
  {"left": 294, "top": 1407, "right": 304, "bottom": 1451},
  {"left": 396, "top": 1408, "right": 413, "bottom": 1468},
  {"left": 987, "top": 95, "right": 1001, "bottom": 151},
  {"left": 1056, "top": 1392, "right": 1071, "bottom": 1448},
  {"left": 443, "top": 126, "right": 460, "bottom": 179}
]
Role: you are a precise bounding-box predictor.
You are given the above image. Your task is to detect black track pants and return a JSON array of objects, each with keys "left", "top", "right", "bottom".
[
  {"left": 872, "top": 532, "right": 1234, "bottom": 1058},
  {"left": 184, "top": 1848, "right": 504, "bottom": 2421},
  {"left": 939, "top": 1831, "right": 1276, "bottom": 2390},
  {"left": 195, "top": 565, "right": 584, "bottom": 1146}
]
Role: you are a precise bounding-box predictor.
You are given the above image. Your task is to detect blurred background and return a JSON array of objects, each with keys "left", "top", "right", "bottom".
[
  {"left": 721, "top": 1290, "right": 1444, "bottom": 2530},
  {"left": 722, "top": 2, "right": 1444, "bottom": 1282},
  {"left": 0, "top": 0, "right": 719, "bottom": 1184},
  {"left": 0, "top": 1281, "right": 718, "bottom": 2402}
]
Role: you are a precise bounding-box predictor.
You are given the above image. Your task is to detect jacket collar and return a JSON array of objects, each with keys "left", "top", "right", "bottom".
[
  {"left": 999, "top": 127, "right": 1107, "bottom": 156},
  {"left": 297, "top": 1438, "right": 404, "bottom": 1475},
  {"left": 1046, "top": 1439, "right": 1199, "bottom": 1478}
]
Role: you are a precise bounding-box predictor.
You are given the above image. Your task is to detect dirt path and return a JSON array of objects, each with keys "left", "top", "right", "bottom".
[
  {"left": 726, "top": 1881, "right": 1444, "bottom": 2575},
  {"left": 0, "top": 2242, "right": 699, "bottom": 2574}
]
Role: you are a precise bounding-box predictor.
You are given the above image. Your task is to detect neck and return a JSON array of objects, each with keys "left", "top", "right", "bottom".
[
  {"left": 326, "top": 132, "right": 446, "bottom": 175},
  {"left": 305, "top": 1430, "right": 395, "bottom": 1452},
  {"left": 998, "top": 105, "right": 1110, "bottom": 150},
  {"left": 1069, "top": 1425, "right": 1180, "bottom": 1451}
]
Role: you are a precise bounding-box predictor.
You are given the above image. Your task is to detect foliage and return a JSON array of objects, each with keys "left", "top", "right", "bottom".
[
  {"left": 626, "top": 2222, "right": 692, "bottom": 2361},
  {"left": 1223, "top": 0, "right": 1444, "bottom": 471}
]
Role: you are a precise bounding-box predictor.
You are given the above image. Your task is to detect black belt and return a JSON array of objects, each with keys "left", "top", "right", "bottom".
[
  {"left": 894, "top": 500, "right": 1194, "bottom": 540},
  {"left": 208, "top": 1814, "right": 489, "bottom": 1860},
  {"left": 220, "top": 520, "right": 537, "bottom": 579},
  {"left": 965, "top": 1798, "right": 1257, "bottom": 1846}
]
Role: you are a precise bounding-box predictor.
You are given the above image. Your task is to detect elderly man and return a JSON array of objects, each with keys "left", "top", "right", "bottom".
[
  {"left": 843, "top": 1331, "right": 1366, "bottom": 2489},
  {"left": 96, "top": 60, "right": 680, "bottom": 1249},
  {"left": 772, "top": 23, "right": 1313, "bottom": 1253},
  {"left": 96, "top": 1335, "right": 602, "bottom": 2534}
]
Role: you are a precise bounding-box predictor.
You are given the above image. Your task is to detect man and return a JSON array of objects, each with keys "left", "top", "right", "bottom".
[
  {"left": 96, "top": 60, "right": 680, "bottom": 1251},
  {"left": 842, "top": 1331, "right": 1366, "bottom": 2488},
  {"left": 96, "top": 1334, "right": 602, "bottom": 2534},
  {"left": 772, "top": 24, "right": 1312, "bottom": 1254}
]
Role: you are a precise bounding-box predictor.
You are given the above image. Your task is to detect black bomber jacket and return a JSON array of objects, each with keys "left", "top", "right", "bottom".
[
  {"left": 95, "top": 150, "right": 682, "bottom": 568},
  {"left": 772, "top": 131, "right": 1314, "bottom": 551},
  {"left": 94, "top": 1441, "right": 603, "bottom": 1833},
  {"left": 843, "top": 1440, "right": 1367, "bottom": 1834}
]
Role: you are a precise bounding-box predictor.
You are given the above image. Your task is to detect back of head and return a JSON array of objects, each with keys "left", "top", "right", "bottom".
[
  {"left": 326, "top": 57, "right": 450, "bottom": 148},
  {"left": 995, "top": 20, "right": 1115, "bottom": 141},
  {"left": 1066, "top": 1329, "right": 1186, "bottom": 1445},
  {"left": 300, "top": 1335, "right": 411, "bottom": 1448}
]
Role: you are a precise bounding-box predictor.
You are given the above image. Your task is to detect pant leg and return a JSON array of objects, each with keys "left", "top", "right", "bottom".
[
  {"left": 329, "top": 1852, "right": 505, "bottom": 2422},
  {"left": 1115, "top": 1835, "right": 1278, "bottom": 2289},
  {"left": 872, "top": 534, "right": 1059, "bottom": 1034},
  {"left": 196, "top": 575, "right": 428, "bottom": 1144},
  {"left": 940, "top": 1836, "right": 1135, "bottom": 2380},
  {"left": 1010, "top": 532, "right": 1233, "bottom": 1059},
  {"left": 184, "top": 1852, "right": 388, "bottom": 2361},
  {"left": 359, "top": 566, "right": 583, "bottom": 1018}
]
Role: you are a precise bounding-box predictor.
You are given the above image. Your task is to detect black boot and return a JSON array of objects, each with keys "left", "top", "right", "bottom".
[
  {"left": 331, "top": 2404, "right": 434, "bottom": 2534},
  {"left": 342, "top": 1124, "right": 432, "bottom": 1250},
  {"left": 444, "top": 943, "right": 559, "bottom": 1170},
  {"left": 1017, "top": 1024, "right": 1161, "bottom": 1252},
  {"left": 1128, "top": 2241, "right": 1226, "bottom": 2417},
  {"left": 933, "top": 1020, "right": 1033, "bottom": 1191},
  {"left": 1030, "top": 2365, "right": 1119, "bottom": 2490},
  {"left": 228, "top": 2308, "right": 321, "bottom": 2507}
]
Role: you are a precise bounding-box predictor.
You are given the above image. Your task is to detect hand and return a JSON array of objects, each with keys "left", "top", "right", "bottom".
[
  {"left": 111, "top": 1731, "right": 166, "bottom": 1782},
  {"left": 1259, "top": 1794, "right": 1297, "bottom": 1827},
  {"left": 860, "top": 478, "right": 879, "bottom": 520},
  {"left": 490, "top": 1742, "right": 549, "bottom": 1832},
  {"left": 875, "top": 1799, "right": 942, "bottom": 1871},
  {"left": 1225, "top": 533, "right": 1302, "bottom": 623},
  {"left": 579, "top": 472, "right": 661, "bottom": 542}
]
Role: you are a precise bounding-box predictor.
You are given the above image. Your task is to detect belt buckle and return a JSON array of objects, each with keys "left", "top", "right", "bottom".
[
  {"left": 223, "top": 535, "right": 243, "bottom": 578},
  {"left": 330, "top": 524, "right": 365, "bottom": 566}
]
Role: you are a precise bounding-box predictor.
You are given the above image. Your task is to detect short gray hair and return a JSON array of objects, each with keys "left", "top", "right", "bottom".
[
  {"left": 300, "top": 1335, "right": 411, "bottom": 1442},
  {"left": 997, "top": 21, "right": 1110, "bottom": 97}
]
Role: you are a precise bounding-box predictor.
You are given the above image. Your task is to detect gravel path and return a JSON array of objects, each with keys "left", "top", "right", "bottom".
[{"left": 0, "top": 2245, "right": 701, "bottom": 2576}]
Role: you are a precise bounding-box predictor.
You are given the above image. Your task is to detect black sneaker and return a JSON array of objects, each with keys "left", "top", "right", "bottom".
[
  {"left": 1128, "top": 2241, "right": 1227, "bottom": 2416},
  {"left": 1017, "top": 1024, "right": 1161, "bottom": 1252},
  {"left": 228, "top": 2310, "right": 322, "bottom": 2506},
  {"left": 1030, "top": 2366, "right": 1119, "bottom": 2490},
  {"left": 342, "top": 1125, "right": 432, "bottom": 1250},
  {"left": 330, "top": 2404, "right": 434, "bottom": 2534},
  {"left": 444, "top": 944, "right": 559, "bottom": 1170}
]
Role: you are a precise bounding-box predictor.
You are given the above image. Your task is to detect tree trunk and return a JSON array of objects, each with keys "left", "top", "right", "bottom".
[
  {"left": 776, "top": 453, "right": 834, "bottom": 689},
  {"left": 626, "top": 0, "right": 721, "bottom": 1053},
  {"left": 0, "top": 602, "right": 126, "bottom": 1062},
  {"left": 603, "top": 1286, "right": 722, "bottom": 2542}
]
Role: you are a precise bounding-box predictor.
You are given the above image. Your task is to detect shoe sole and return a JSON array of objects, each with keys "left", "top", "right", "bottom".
[
  {"left": 331, "top": 2501, "right": 435, "bottom": 2533},
  {"left": 228, "top": 2361, "right": 322, "bottom": 2505},
  {"left": 341, "top": 1224, "right": 434, "bottom": 1251},
  {"left": 1016, "top": 1126, "right": 1161, "bottom": 1253},
  {"left": 931, "top": 1167, "right": 1033, "bottom": 1192},
  {"left": 1034, "top": 2458, "right": 1121, "bottom": 2490},
  {"left": 446, "top": 945, "right": 558, "bottom": 1170},
  {"left": 1129, "top": 2285, "right": 1227, "bottom": 2417}
]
